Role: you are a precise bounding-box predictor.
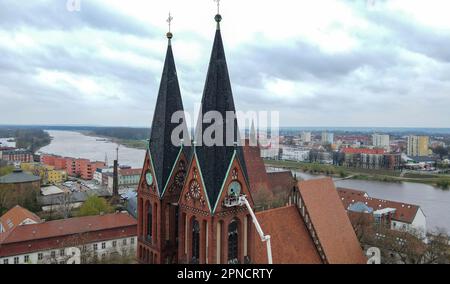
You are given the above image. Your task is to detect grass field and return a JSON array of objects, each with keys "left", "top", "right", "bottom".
[{"left": 264, "top": 159, "right": 450, "bottom": 189}]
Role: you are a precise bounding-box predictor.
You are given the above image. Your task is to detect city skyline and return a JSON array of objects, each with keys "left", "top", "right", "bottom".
[{"left": 1, "top": 0, "right": 450, "bottom": 127}]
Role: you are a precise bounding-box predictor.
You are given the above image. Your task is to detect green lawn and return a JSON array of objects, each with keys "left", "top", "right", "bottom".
[{"left": 264, "top": 159, "right": 450, "bottom": 189}]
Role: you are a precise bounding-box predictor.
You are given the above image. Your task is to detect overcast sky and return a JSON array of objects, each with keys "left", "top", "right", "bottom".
[{"left": 1, "top": 0, "right": 450, "bottom": 128}]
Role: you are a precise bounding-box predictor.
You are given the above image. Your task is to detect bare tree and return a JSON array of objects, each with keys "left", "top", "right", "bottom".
[
  {"left": 362, "top": 224, "right": 449, "bottom": 264},
  {"left": 56, "top": 192, "right": 74, "bottom": 219}
]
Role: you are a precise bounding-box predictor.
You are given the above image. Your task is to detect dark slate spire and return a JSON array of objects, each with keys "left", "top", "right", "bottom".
[
  {"left": 195, "top": 13, "right": 248, "bottom": 207},
  {"left": 149, "top": 33, "right": 189, "bottom": 195}
]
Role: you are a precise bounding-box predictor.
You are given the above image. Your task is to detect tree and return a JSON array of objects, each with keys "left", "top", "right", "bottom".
[
  {"left": 348, "top": 210, "right": 450, "bottom": 264},
  {"left": 57, "top": 192, "right": 75, "bottom": 219},
  {"left": 78, "top": 195, "right": 114, "bottom": 217},
  {"left": 432, "top": 146, "right": 448, "bottom": 159},
  {"left": 359, "top": 223, "right": 450, "bottom": 264},
  {"left": 0, "top": 165, "right": 14, "bottom": 177}
]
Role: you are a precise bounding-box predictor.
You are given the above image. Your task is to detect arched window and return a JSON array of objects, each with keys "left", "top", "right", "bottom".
[
  {"left": 191, "top": 219, "right": 200, "bottom": 264},
  {"left": 228, "top": 219, "right": 239, "bottom": 264},
  {"left": 139, "top": 198, "right": 143, "bottom": 236},
  {"left": 175, "top": 207, "right": 179, "bottom": 244},
  {"left": 146, "top": 203, "right": 152, "bottom": 242}
]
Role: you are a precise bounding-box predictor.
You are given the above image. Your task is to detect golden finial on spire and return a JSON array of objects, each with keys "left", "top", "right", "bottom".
[{"left": 166, "top": 12, "right": 173, "bottom": 39}]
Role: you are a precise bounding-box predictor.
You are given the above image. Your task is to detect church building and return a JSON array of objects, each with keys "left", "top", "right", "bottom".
[{"left": 137, "top": 10, "right": 366, "bottom": 265}]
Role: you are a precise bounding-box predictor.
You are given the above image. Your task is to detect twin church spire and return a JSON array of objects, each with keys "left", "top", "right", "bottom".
[
  {"left": 148, "top": 13, "right": 188, "bottom": 195},
  {"left": 148, "top": 8, "right": 247, "bottom": 206}
]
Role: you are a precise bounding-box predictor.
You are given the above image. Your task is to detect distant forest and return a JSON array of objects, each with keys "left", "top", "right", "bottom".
[
  {"left": 1, "top": 126, "right": 150, "bottom": 141},
  {"left": 0, "top": 127, "right": 51, "bottom": 152},
  {"left": 88, "top": 127, "right": 150, "bottom": 141}
]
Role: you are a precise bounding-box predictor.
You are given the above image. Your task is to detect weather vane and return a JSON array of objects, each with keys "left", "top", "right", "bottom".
[
  {"left": 167, "top": 12, "right": 173, "bottom": 33},
  {"left": 214, "top": 0, "right": 220, "bottom": 14}
]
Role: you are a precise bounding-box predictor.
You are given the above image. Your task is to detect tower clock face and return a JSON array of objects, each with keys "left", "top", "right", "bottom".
[
  {"left": 189, "top": 180, "right": 201, "bottom": 200},
  {"left": 145, "top": 171, "right": 153, "bottom": 186},
  {"left": 228, "top": 181, "right": 241, "bottom": 197}
]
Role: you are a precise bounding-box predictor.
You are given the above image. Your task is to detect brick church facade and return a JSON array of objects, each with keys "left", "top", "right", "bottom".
[{"left": 137, "top": 12, "right": 366, "bottom": 264}]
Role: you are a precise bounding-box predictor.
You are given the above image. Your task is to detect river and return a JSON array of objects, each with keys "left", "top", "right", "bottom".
[
  {"left": 266, "top": 167, "right": 450, "bottom": 233},
  {"left": 39, "top": 130, "right": 146, "bottom": 168}
]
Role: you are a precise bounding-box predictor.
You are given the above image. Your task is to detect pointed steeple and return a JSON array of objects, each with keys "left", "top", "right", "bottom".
[
  {"left": 249, "top": 120, "right": 258, "bottom": 146},
  {"left": 149, "top": 28, "right": 189, "bottom": 195},
  {"left": 195, "top": 12, "right": 248, "bottom": 207}
]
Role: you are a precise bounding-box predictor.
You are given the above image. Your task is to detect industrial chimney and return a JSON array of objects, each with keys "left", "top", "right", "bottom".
[{"left": 113, "top": 159, "right": 119, "bottom": 198}]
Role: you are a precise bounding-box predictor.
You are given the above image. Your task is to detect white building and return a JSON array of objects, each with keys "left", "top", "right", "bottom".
[
  {"left": 372, "top": 134, "right": 390, "bottom": 152},
  {"left": 301, "top": 132, "right": 311, "bottom": 143},
  {"left": 338, "top": 188, "right": 427, "bottom": 238},
  {"left": 107, "top": 168, "right": 142, "bottom": 193},
  {"left": 321, "top": 132, "right": 334, "bottom": 145},
  {"left": 281, "top": 146, "right": 310, "bottom": 162},
  {"left": 260, "top": 148, "right": 278, "bottom": 160},
  {"left": 93, "top": 167, "right": 113, "bottom": 184},
  {"left": 390, "top": 207, "right": 427, "bottom": 237}
]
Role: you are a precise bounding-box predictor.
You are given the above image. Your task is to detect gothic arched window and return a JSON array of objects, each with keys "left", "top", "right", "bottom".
[
  {"left": 228, "top": 219, "right": 239, "bottom": 264},
  {"left": 191, "top": 219, "right": 200, "bottom": 264},
  {"left": 146, "top": 203, "right": 152, "bottom": 242}
]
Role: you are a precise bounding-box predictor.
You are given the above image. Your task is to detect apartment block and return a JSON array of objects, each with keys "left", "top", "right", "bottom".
[{"left": 407, "top": 136, "right": 430, "bottom": 157}]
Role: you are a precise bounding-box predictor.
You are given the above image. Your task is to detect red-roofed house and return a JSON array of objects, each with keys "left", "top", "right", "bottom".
[
  {"left": 337, "top": 188, "right": 426, "bottom": 235},
  {"left": 0, "top": 212, "right": 137, "bottom": 264},
  {"left": 0, "top": 205, "right": 42, "bottom": 234}
]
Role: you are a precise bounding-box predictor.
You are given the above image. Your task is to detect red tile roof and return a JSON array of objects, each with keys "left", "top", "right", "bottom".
[
  {"left": 242, "top": 144, "right": 274, "bottom": 201},
  {"left": 253, "top": 206, "right": 322, "bottom": 264},
  {"left": 298, "top": 178, "right": 366, "bottom": 264},
  {"left": 0, "top": 212, "right": 136, "bottom": 245},
  {"left": 342, "top": 148, "right": 385, "bottom": 155},
  {"left": 337, "top": 188, "right": 420, "bottom": 224},
  {"left": 0, "top": 205, "right": 42, "bottom": 233},
  {"left": 119, "top": 168, "right": 142, "bottom": 176},
  {"left": 267, "top": 171, "right": 295, "bottom": 191}
]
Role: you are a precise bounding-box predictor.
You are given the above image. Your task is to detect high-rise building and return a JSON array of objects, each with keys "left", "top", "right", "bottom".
[
  {"left": 407, "top": 135, "right": 430, "bottom": 157},
  {"left": 321, "top": 132, "right": 334, "bottom": 145},
  {"left": 301, "top": 132, "right": 311, "bottom": 143},
  {"left": 372, "top": 134, "right": 390, "bottom": 152}
]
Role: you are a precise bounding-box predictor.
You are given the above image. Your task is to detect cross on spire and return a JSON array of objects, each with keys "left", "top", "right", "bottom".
[
  {"left": 167, "top": 12, "right": 173, "bottom": 33},
  {"left": 214, "top": 0, "right": 220, "bottom": 14}
]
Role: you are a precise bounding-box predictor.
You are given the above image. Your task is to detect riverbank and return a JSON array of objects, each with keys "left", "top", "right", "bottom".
[
  {"left": 264, "top": 159, "right": 450, "bottom": 189},
  {"left": 79, "top": 131, "right": 148, "bottom": 150},
  {"left": 1, "top": 128, "right": 51, "bottom": 153},
  {"left": 40, "top": 130, "right": 146, "bottom": 168}
]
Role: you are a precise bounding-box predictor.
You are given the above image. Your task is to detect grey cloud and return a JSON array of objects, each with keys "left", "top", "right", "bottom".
[
  {"left": 361, "top": 8, "right": 450, "bottom": 63},
  {"left": 232, "top": 39, "right": 400, "bottom": 84},
  {"left": 1, "top": 1, "right": 450, "bottom": 127},
  {"left": 0, "top": 0, "right": 156, "bottom": 37}
]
